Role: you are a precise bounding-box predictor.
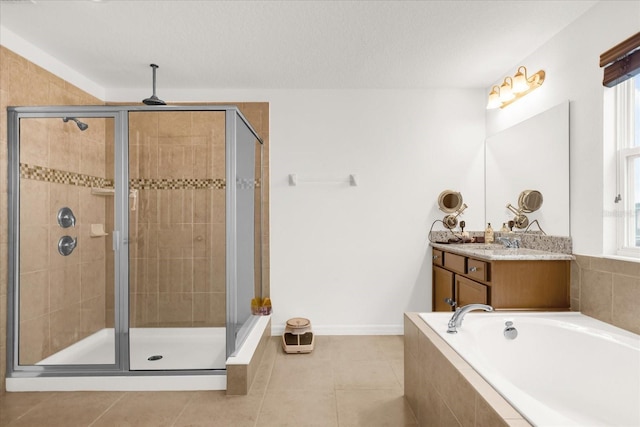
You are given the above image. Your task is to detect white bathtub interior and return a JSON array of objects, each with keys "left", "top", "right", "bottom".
[{"left": 419, "top": 311, "right": 640, "bottom": 427}]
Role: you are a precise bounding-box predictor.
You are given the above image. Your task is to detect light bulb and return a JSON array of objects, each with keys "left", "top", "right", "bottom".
[
  {"left": 512, "top": 67, "right": 529, "bottom": 93},
  {"left": 486, "top": 86, "right": 501, "bottom": 109},
  {"left": 499, "top": 78, "right": 515, "bottom": 102}
]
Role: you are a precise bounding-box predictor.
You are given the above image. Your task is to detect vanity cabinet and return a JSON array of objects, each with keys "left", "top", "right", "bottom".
[{"left": 432, "top": 246, "right": 570, "bottom": 312}]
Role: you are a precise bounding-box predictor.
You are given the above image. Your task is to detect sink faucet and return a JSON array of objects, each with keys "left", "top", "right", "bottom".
[
  {"left": 497, "top": 236, "right": 521, "bottom": 248},
  {"left": 447, "top": 303, "right": 494, "bottom": 333}
]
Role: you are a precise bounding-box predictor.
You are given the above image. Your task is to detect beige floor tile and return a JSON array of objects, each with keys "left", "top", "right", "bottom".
[
  {"left": 248, "top": 361, "right": 273, "bottom": 397},
  {"left": 329, "top": 336, "right": 387, "bottom": 361},
  {"left": 173, "top": 391, "right": 261, "bottom": 427},
  {"left": 336, "top": 389, "right": 417, "bottom": 426},
  {"left": 6, "top": 391, "right": 123, "bottom": 427},
  {"left": 90, "top": 391, "right": 196, "bottom": 427},
  {"left": 0, "top": 335, "right": 410, "bottom": 427},
  {"left": 268, "top": 356, "right": 335, "bottom": 391},
  {"left": 0, "top": 392, "right": 55, "bottom": 426},
  {"left": 257, "top": 389, "right": 338, "bottom": 427},
  {"left": 374, "top": 335, "right": 404, "bottom": 360},
  {"left": 333, "top": 359, "right": 402, "bottom": 390},
  {"left": 389, "top": 358, "right": 404, "bottom": 387}
]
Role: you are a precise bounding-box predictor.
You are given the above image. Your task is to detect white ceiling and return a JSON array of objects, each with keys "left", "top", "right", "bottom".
[{"left": 0, "top": 0, "right": 597, "bottom": 93}]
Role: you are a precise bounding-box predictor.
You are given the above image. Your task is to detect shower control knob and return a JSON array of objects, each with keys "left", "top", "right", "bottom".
[
  {"left": 58, "top": 236, "right": 78, "bottom": 256},
  {"left": 57, "top": 207, "right": 76, "bottom": 228}
]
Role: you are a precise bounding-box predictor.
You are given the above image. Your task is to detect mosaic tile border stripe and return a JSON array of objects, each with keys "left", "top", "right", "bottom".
[
  {"left": 20, "top": 163, "right": 260, "bottom": 190},
  {"left": 20, "top": 163, "right": 113, "bottom": 188},
  {"left": 130, "top": 178, "right": 225, "bottom": 190}
]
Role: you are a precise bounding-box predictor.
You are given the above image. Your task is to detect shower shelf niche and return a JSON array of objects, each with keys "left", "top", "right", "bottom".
[
  {"left": 90, "top": 224, "right": 108, "bottom": 237},
  {"left": 91, "top": 187, "right": 115, "bottom": 196}
]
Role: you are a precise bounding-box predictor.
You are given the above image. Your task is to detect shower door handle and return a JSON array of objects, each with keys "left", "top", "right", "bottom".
[{"left": 112, "top": 231, "right": 120, "bottom": 251}]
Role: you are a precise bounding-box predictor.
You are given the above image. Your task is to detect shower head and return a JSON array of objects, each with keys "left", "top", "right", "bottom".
[
  {"left": 142, "top": 63, "right": 166, "bottom": 106},
  {"left": 62, "top": 117, "right": 89, "bottom": 131}
]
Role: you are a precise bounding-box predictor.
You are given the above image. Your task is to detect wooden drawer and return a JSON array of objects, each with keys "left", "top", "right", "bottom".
[
  {"left": 432, "top": 249, "right": 444, "bottom": 266},
  {"left": 467, "top": 258, "right": 489, "bottom": 283},
  {"left": 456, "top": 275, "right": 488, "bottom": 306},
  {"left": 444, "top": 252, "right": 466, "bottom": 275}
]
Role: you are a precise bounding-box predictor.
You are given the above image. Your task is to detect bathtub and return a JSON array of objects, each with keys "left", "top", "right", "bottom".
[{"left": 419, "top": 312, "right": 640, "bottom": 427}]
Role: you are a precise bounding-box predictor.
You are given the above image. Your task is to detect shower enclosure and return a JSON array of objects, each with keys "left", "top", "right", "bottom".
[{"left": 6, "top": 105, "right": 263, "bottom": 379}]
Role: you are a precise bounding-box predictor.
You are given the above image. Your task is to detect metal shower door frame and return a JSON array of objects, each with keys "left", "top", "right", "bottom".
[
  {"left": 6, "top": 106, "right": 128, "bottom": 376},
  {"left": 6, "top": 105, "right": 263, "bottom": 379}
]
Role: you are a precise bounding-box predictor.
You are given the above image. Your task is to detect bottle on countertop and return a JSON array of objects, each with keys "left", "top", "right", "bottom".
[
  {"left": 501, "top": 222, "right": 509, "bottom": 232},
  {"left": 485, "top": 223, "right": 494, "bottom": 243}
]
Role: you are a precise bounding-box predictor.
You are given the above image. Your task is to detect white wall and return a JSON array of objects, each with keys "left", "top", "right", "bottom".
[
  {"left": 485, "top": 1, "right": 640, "bottom": 255},
  {"left": 267, "top": 89, "right": 485, "bottom": 334}
]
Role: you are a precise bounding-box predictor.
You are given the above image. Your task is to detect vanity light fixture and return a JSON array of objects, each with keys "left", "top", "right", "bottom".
[{"left": 486, "top": 66, "right": 545, "bottom": 109}]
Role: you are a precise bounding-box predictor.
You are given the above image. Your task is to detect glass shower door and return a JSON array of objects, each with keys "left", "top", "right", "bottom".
[
  {"left": 127, "top": 110, "right": 227, "bottom": 370},
  {"left": 230, "top": 113, "right": 263, "bottom": 353},
  {"left": 11, "top": 113, "right": 119, "bottom": 369}
]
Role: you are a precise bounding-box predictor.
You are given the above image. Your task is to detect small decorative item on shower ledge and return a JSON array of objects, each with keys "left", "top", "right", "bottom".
[{"left": 251, "top": 297, "right": 272, "bottom": 315}]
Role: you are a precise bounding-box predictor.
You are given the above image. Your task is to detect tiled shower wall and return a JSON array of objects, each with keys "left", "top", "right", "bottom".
[
  {"left": 0, "top": 45, "right": 271, "bottom": 392},
  {"left": 126, "top": 111, "right": 227, "bottom": 327}
]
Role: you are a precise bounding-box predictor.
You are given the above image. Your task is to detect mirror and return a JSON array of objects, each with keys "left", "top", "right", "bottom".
[
  {"left": 485, "top": 101, "right": 570, "bottom": 235},
  {"left": 438, "top": 190, "right": 467, "bottom": 229}
]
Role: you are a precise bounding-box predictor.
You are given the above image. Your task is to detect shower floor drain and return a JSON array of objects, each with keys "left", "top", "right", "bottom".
[{"left": 147, "top": 355, "right": 163, "bottom": 361}]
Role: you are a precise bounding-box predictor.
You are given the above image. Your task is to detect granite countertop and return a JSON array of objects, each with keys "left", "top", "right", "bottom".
[{"left": 431, "top": 242, "right": 574, "bottom": 261}]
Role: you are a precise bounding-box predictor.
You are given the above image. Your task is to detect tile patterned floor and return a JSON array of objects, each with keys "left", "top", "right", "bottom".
[{"left": 0, "top": 335, "right": 417, "bottom": 427}]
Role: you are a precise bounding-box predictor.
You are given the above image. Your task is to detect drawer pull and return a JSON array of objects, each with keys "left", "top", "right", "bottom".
[
  {"left": 469, "top": 266, "right": 478, "bottom": 272},
  {"left": 433, "top": 255, "right": 439, "bottom": 260}
]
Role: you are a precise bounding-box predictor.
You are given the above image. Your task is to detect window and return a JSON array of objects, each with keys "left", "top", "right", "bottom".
[{"left": 615, "top": 75, "right": 640, "bottom": 256}]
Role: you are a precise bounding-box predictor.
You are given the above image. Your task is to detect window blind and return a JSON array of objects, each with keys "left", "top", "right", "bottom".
[{"left": 600, "top": 32, "right": 640, "bottom": 87}]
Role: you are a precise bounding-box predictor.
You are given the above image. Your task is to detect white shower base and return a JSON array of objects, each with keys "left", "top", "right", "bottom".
[
  {"left": 37, "top": 327, "right": 227, "bottom": 370},
  {"left": 7, "top": 316, "right": 271, "bottom": 392},
  {"left": 7, "top": 327, "right": 229, "bottom": 392}
]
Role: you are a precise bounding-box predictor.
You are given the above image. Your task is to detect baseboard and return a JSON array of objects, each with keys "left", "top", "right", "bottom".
[{"left": 271, "top": 323, "right": 403, "bottom": 336}]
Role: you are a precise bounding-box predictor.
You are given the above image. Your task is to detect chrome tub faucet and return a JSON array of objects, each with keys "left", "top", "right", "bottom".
[{"left": 446, "top": 301, "right": 494, "bottom": 334}]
